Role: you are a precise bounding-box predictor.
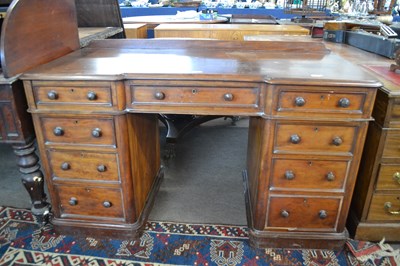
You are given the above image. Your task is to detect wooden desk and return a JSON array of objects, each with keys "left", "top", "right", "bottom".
[
  {"left": 123, "top": 24, "right": 148, "bottom": 39},
  {"left": 21, "top": 39, "right": 380, "bottom": 249},
  {"left": 154, "top": 24, "right": 310, "bottom": 40}
]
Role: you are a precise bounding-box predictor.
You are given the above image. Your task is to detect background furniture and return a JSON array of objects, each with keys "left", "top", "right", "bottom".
[
  {"left": 75, "top": 0, "right": 126, "bottom": 38},
  {"left": 124, "top": 24, "right": 148, "bottom": 38},
  {"left": 154, "top": 24, "right": 309, "bottom": 40},
  {"left": 347, "top": 65, "right": 400, "bottom": 242},
  {"left": 0, "top": 0, "right": 80, "bottom": 215}
]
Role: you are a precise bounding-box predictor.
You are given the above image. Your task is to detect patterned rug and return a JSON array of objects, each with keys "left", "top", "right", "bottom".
[{"left": 0, "top": 206, "right": 398, "bottom": 266}]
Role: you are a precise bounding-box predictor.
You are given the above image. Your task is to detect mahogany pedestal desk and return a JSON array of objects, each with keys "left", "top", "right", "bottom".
[{"left": 21, "top": 39, "right": 380, "bottom": 249}]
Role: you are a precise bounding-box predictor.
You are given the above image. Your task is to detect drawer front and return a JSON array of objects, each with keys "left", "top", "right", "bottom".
[
  {"left": 382, "top": 131, "right": 400, "bottom": 159},
  {"left": 274, "top": 123, "right": 357, "bottom": 154},
  {"left": 266, "top": 196, "right": 341, "bottom": 230},
  {"left": 367, "top": 194, "right": 400, "bottom": 221},
  {"left": 41, "top": 117, "right": 115, "bottom": 146},
  {"left": 376, "top": 164, "right": 400, "bottom": 191},
  {"left": 270, "top": 158, "right": 349, "bottom": 191},
  {"left": 57, "top": 185, "right": 124, "bottom": 219},
  {"left": 130, "top": 85, "right": 260, "bottom": 109},
  {"left": 48, "top": 150, "right": 120, "bottom": 182},
  {"left": 33, "top": 85, "right": 113, "bottom": 108},
  {"left": 272, "top": 86, "right": 373, "bottom": 118}
]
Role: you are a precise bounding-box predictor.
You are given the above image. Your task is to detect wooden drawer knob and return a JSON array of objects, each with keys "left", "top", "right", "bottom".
[
  {"left": 285, "top": 170, "right": 295, "bottom": 180},
  {"left": 223, "top": 93, "right": 234, "bottom": 101},
  {"left": 319, "top": 210, "right": 328, "bottom": 219},
  {"left": 69, "top": 197, "right": 78, "bottom": 206},
  {"left": 154, "top": 91, "right": 165, "bottom": 100},
  {"left": 326, "top": 171, "right": 335, "bottom": 181},
  {"left": 91, "top": 128, "right": 102, "bottom": 138},
  {"left": 61, "top": 162, "right": 70, "bottom": 170},
  {"left": 87, "top": 91, "right": 97, "bottom": 101},
  {"left": 332, "top": 137, "right": 343, "bottom": 146},
  {"left": 103, "top": 201, "right": 112, "bottom": 208},
  {"left": 97, "top": 164, "right": 107, "bottom": 172},
  {"left": 290, "top": 134, "right": 301, "bottom": 144},
  {"left": 53, "top": 127, "right": 64, "bottom": 136},
  {"left": 47, "top": 90, "right": 58, "bottom": 100},
  {"left": 393, "top": 172, "right": 400, "bottom": 184},
  {"left": 384, "top": 202, "right": 400, "bottom": 215},
  {"left": 294, "top": 96, "right": 306, "bottom": 107},
  {"left": 281, "top": 210, "right": 290, "bottom": 218},
  {"left": 338, "top": 98, "right": 350, "bottom": 108}
]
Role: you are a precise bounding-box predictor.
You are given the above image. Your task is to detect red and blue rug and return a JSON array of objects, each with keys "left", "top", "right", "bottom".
[{"left": 0, "top": 206, "right": 398, "bottom": 265}]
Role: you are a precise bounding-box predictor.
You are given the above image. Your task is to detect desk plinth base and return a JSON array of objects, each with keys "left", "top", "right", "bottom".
[
  {"left": 243, "top": 170, "right": 347, "bottom": 250},
  {"left": 51, "top": 167, "right": 164, "bottom": 239}
]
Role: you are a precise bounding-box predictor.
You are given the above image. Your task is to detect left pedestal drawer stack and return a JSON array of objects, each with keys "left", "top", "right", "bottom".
[{"left": 23, "top": 80, "right": 162, "bottom": 238}]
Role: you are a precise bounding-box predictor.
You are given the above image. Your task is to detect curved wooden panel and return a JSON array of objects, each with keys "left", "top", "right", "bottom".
[{"left": 0, "top": 0, "right": 80, "bottom": 78}]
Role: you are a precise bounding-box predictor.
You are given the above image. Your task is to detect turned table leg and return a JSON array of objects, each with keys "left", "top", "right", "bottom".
[{"left": 12, "top": 140, "right": 49, "bottom": 216}]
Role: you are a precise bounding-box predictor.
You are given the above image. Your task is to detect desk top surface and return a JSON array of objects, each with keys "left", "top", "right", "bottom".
[{"left": 20, "top": 39, "right": 380, "bottom": 89}]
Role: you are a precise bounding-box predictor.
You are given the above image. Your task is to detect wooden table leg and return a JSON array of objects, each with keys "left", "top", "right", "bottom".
[{"left": 12, "top": 139, "right": 49, "bottom": 216}]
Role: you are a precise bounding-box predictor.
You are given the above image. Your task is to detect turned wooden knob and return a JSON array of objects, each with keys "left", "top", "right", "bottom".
[
  {"left": 338, "top": 98, "right": 350, "bottom": 108},
  {"left": 53, "top": 127, "right": 64, "bottom": 136},
  {"left": 47, "top": 90, "right": 58, "bottom": 100},
  {"left": 223, "top": 93, "right": 234, "bottom": 101},
  {"left": 69, "top": 197, "right": 78, "bottom": 206},
  {"left": 326, "top": 171, "right": 335, "bottom": 181},
  {"left": 61, "top": 162, "right": 70, "bottom": 170},
  {"left": 87, "top": 91, "right": 97, "bottom": 101},
  {"left": 154, "top": 92, "right": 165, "bottom": 100},
  {"left": 281, "top": 210, "right": 290, "bottom": 218},
  {"left": 294, "top": 96, "right": 305, "bottom": 107},
  {"left": 332, "top": 137, "right": 343, "bottom": 146},
  {"left": 290, "top": 134, "right": 301, "bottom": 144},
  {"left": 285, "top": 170, "right": 295, "bottom": 180},
  {"left": 92, "top": 128, "right": 102, "bottom": 138},
  {"left": 97, "top": 165, "right": 107, "bottom": 172},
  {"left": 103, "top": 201, "right": 112, "bottom": 208}
]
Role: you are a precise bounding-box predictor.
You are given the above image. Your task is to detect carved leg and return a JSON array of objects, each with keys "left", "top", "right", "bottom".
[{"left": 12, "top": 140, "right": 49, "bottom": 216}]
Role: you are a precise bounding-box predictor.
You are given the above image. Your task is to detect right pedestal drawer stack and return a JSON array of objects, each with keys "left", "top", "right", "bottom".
[{"left": 348, "top": 87, "right": 400, "bottom": 241}]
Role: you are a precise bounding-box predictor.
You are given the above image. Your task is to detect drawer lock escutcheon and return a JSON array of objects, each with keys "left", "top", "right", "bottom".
[
  {"left": 154, "top": 92, "right": 165, "bottom": 100},
  {"left": 338, "top": 98, "right": 350, "bottom": 108},
  {"left": 326, "top": 172, "right": 335, "bottom": 181},
  {"left": 223, "top": 93, "right": 234, "bottom": 101},
  {"left": 69, "top": 197, "right": 78, "bottom": 206},
  {"left": 47, "top": 90, "right": 58, "bottom": 100},
  {"left": 290, "top": 134, "right": 301, "bottom": 144},
  {"left": 53, "top": 127, "right": 64, "bottom": 136},
  {"left": 87, "top": 91, "right": 97, "bottom": 101},
  {"left": 285, "top": 170, "right": 295, "bottom": 180},
  {"left": 393, "top": 172, "right": 400, "bottom": 185},
  {"left": 61, "top": 162, "right": 70, "bottom": 170},
  {"left": 384, "top": 202, "right": 400, "bottom": 215},
  {"left": 294, "top": 96, "right": 306, "bottom": 107},
  {"left": 103, "top": 201, "right": 112, "bottom": 208},
  {"left": 92, "top": 128, "right": 102, "bottom": 138}
]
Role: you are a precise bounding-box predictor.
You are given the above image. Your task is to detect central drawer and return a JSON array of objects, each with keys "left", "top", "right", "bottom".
[
  {"left": 266, "top": 196, "right": 342, "bottom": 230},
  {"left": 274, "top": 122, "right": 358, "bottom": 155}
]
